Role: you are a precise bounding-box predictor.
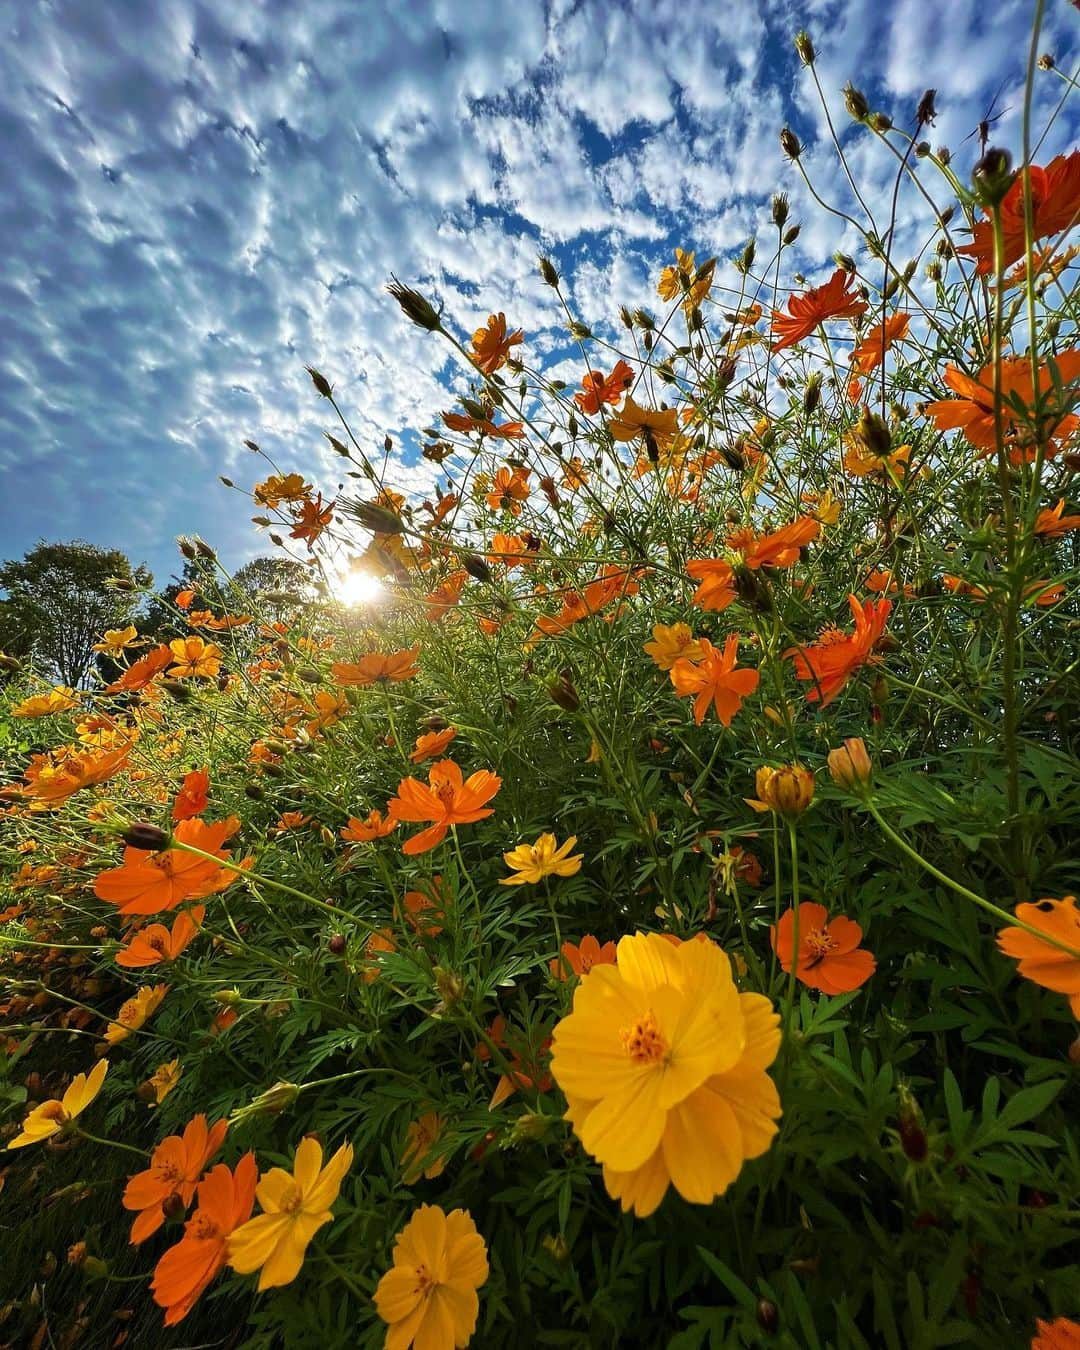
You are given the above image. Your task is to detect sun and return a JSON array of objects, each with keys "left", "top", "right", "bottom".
[{"left": 335, "top": 569, "right": 384, "bottom": 608}]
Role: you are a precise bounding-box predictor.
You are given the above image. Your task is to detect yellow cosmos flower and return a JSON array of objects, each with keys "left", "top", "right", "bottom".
[
  {"left": 500, "top": 833, "right": 583, "bottom": 886},
  {"left": 8, "top": 1060, "right": 109, "bottom": 1149},
  {"left": 643, "top": 623, "right": 705, "bottom": 672},
  {"left": 374, "top": 1204, "right": 489, "bottom": 1350},
  {"left": 104, "top": 984, "right": 168, "bottom": 1046},
  {"left": 92, "top": 625, "right": 140, "bottom": 656},
  {"left": 747, "top": 765, "right": 815, "bottom": 816},
  {"left": 401, "top": 1112, "right": 448, "bottom": 1185},
  {"left": 551, "top": 932, "right": 781, "bottom": 1217},
  {"left": 145, "top": 1059, "right": 182, "bottom": 1107},
  {"left": 12, "top": 686, "right": 80, "bottom": 718},
  {"left": 227, "top": 1136, "right": 353, "bottom": 1290}
]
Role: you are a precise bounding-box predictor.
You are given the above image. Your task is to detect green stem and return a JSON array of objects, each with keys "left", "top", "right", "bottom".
[{"left": 75, "top": 1128, "right": 150, "bottom": 1159}]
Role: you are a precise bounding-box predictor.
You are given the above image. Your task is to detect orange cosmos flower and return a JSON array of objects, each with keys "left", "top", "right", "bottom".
[
  {"left": 608, "top": 395, "right": 680, "bottom": 446},
  {"left": 175, "top": 589, "right": 196, "bottom": 610},
  {"left": 574, "top": 359, "right": 635, "bottom": 414},
  {"left": 477, "top": 1014, "right": 553, "bottom": 1109},
  {"left": 470, "top": 312, "right": 523, "bottom": 374},
  {"left": 443, "top": 410, "right": 525, "bottom": 439},
  {"left": 770, "top": 269, "right": 868, "bottom": 352},
  {"left": 331, "top": 646, "right": 421, "bottom": 686},
  {"left": 167, "top": 637, "right": 222, "bottom": 679},
  {"left": 172, "top": 768, "right": 210, "bottom": 822},
  {"left": 771, "top": 902, "right": 876, "bottom": 994},
  {"left": 123, "top": 1115, "right": 229, "bottom": 1244},
  {"left": 94, "top": 816, "right": 246, "bottom": 916},
  {"left": 550, "top": 935, "right": 617, "bottom": 981},
  {"left": 958, "top": 150, "right": 1080, "bottom": 275},
  {"left": 787, "top": 595, "right": 892, "bottom": 707},
  {"left": 12, "top": 686, "right": 80, "bottom": 718},
  {"left": 424, "top": 570, "right": 468, "bottom": 622},
  {"left": 487, "top": 532, "right": 531, "bottom": 570},
  {"left": 116, "top": 907, "right": 204, "bottom": 968},
  {"left": 843, "top": 437, "right": 911, "bottom": 479},
  {"left": 289, "top": 493, "right": 335, "bottom": 549},
  {"left": 409, "top": 727, "right": 457, "bottom": 762},
  {"left": 9, "top": 742, "right": 132, "bottom": 805},
  {"left": 104, "top": 982, "right": 168, "bottom": 1045},
  {"left": 273, "top": 812, "right": 311, "bottom": 833},
  {"left": 106, "top": 645, "right": 173, "bottom": 693},
  {"left": 1031, "top": 1317, "right": 1080, "bottom": 1349},
  {"left": 730, "top": 517, "right": 820, "bottom": 570},
  {"left": 686, "top": 558, "right": 737, "bottom": 612},
  {"left": 305, "top": 689, "right": 349, "bottom": 736},
  {"left": 997, "top": 897, "right": 1080, "bottom": 1016},
  {"left": 924, "top": 352, "right": 1080, "bottom": 462},
  {"left": 400, "top": 882, "right": 445, "bottom": 936},
  {"left": 387, "top": 758, "right": 501, "bottom": 855},
  {"left": 669, "top": 635, "right": 760, "bottom": 726},
  {"left": 151, "top": 1154, "right": 257, "bottom": 1326},
  {"left": 1035, "top": 500, "right": 1080, "bottom": 536},
  {"left": 485, "top": 466, "right": 531, "bottom": 514},
  {"left": 340, "top": 809, "right": 398, "bottom": 843},
  {"left": 253, "top": 472, "right": 312, "bottom": 508},
  {"left": 400, "top": 1112, "right": 448, "bottom": 1184},
  {"left": 849, "top": 311, "right": 910, "bottom": 375}
]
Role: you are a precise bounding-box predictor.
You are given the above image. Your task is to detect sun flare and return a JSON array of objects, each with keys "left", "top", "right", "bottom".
[{"left": 335, "top": 569, "right": 384, "bottom": 608}]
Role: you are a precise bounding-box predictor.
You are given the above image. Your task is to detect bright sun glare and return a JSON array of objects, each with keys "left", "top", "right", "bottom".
[{"left": 335, "top": 570, "right": 384, "bottom": 608}]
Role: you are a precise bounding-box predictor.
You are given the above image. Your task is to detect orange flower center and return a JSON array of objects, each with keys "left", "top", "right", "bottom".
[
  {"left": 41, "top": 1102, "right": 68, "bottom": 1124},
  {"left": 620, "top": 1010, "right": 669, "bottom": 1065},
  {"left": 435, "top": 782, "right": 458, "bottom": 808},
  {"left": 157, "top": 1160, "right": 184, "bottom": 1185},
  {"left": 413, "top": 1263, "right": 436, "bottom": 1298},
  {"left": 803, "top": 927, "right": 837, "bottom": 967}
]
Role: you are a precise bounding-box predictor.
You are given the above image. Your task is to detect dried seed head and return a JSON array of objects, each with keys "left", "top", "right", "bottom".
[{"left": 779, "top": 126, "right": 801, "bottom": 159}]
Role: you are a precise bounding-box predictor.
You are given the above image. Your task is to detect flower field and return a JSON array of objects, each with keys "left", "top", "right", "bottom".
[{"left": 2, "top": 34, "right": 1080, "bottom": 1350}]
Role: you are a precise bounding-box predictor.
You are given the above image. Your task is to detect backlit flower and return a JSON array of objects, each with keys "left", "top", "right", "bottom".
[
  {"left": 12, "top": 686, "right": 80, "bottom": 718},
  {"left": 11, "top": 742, "right": 132, "bottom": 805},
  {"left": 410, "top": 727, "right": 458, "bottom": 762},
  {"left": 373, "top": 1204, "right": 489, "bottom": 1350},
  {"left": 574, "top": 359, "right": 635, "bottom": 414},
  {"left": 669, "top": 635, "right": 759, "bottom": 727},
  {"left": 305, "top": 689, "right": 349, "bottom": 736},
  {"left": 93, "top": 625, "right": 141, "bottom": 656},
  {"left": 227, "top": 1137, "right": 353, "bottom": 1291},
  {"left": 116, "top": 907, "right": 204, "bottom": 968},
  {"left": 827, "top": 738, "right": 873, "bottom": 789},
  {"left": 958, "top": 150, "right": 1080, "bottom": 274},
  {"left": 608, "top": 395, "right": 680, "bottom": 446},
  {"left": 997, "top": 897, "right": 1080, "bottom": 1016},
  {"left": 7, "top": 1059, "right": 108, "bottom": 1149},
  {"left": 924, "top": 353, "right": 1080, "bottom": 462},
  {"left": 771, "top": 903, "right": 876, "bottom": 994},
  {"left": 144, "top": 1060, "right": 183, "bottom": 1107},
  {"left": 340, "top": 809, "right": 398, "bottom": 843},
  {"left": 787, "top": 595, "right": 892, "bottom": 707},
  {"left": 748, "top": 765, "right": 815, "bottom": 816},
  {"left": 95, "top": 816, "right": 246, "bottom": 916},
  {"left": 501, "top": 833, "right": 583, "bottom": 885},
  {"left": 123, "top": 1114, "right": 229, "bottom": 1243},
  {"left": 686, "top": 558, "right": 737, "bottom": 612},
  {"left": 151, "top": 1154, "right": 257, "bottom": 1325},
  {"left": 849, "top": 312, "right": 910, "bottom": 375},
  {"left": 104, "top": 982, "right": 168, "bottom": 1046},
  {"left": 443, "top": 411, "right": 525, "bottom": 440},
  {"left": 387, "top": 759, "right": 501, "bottom": 855},
  {"left": 643, "top": 622, "right": 705, "bottom": 672},
  {"left": 549, "top": 935, "right": 617, "bottom": 981},
  {"left": 172, "top": 768, "right": 210, "bottom": 821},
  {"left": 1035, "top": 500, "right": 1080, "bottom": 536},
  {"left": 332, "top": 647, "right": 421, "bottom": 686},
  {"left": 730, "top": 517, "right": 820, "bottom": 570},
  {"left": 105, "top": 645, "right": 172, "bottom": 692},
  {"left": 485, "top": 466, "right": 531, "bottom": 515},
  {"left": 167, "top": 637, "right": 223, "bottom": 680},
  {"left": 254, "top": 473, "right": 312, "bottom": 507},
  {"left": 551, "top": 932, "right": 781, "bottom": 1217},
  {"left": 470, "top": 312, "right": 523, "bottom": 374},
  {"left": 770, "top": 269, "right": 868, "bottom": 352},
  {"left": 289, "top": 493, "right": 335, "bottom": 549}
]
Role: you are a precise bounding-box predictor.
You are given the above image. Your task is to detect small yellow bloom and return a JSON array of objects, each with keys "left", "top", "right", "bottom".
[
  {"left": 500, "top": 833, "right": 583, "bottom": 886},
  {"left": 401, "top": 1112, "right": 448, "bottom": 1184},
  {"left": 145, "top": 1059, "right": 182, "bottom": 1107},
  {"left": 643, "top": 623, "right": 705, "bottom": 672},
  {"left": 747, "top": 765, "right": 815, "bottom": 817},
  {"left": 374, "top": 1204, "right": 489, "bottom": 1349},
  {"left": 92, "top": 625, "right": 140, "bottom": 656},
  {"left": 12, "top": 687, "right": 80, "bottom": 718},
  {"left": 8, "top": 1060, "right": 109, "bottom": 1149},
  {"left": 827, "top": 738, "right": 873, "bottom": 790},
  {"left": 104, "top": 984, "right": 168, "bottom": 1046},
  {"left": 586, "top": 739, "right": 603, "bottom": 764},
  {"left": 227, "top": 1137, "right": 353, "bottom": 1290}
]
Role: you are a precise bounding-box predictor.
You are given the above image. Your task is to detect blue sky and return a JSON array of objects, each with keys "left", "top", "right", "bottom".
[{"left": 1, "top": 0, "right": 1077, "bottom": 588}]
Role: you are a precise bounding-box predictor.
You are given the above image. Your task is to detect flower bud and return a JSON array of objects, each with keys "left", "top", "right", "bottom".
[
  {"left": 433, "top": 967, "right": 465, "bottom": 1007},
  {"left": 548, "top": 670, "right": 580, "bottom": 713},
  {"left": 1038, "top": 53, "right": 1054, "bottom": 71},
  {"left": 916, "top": 89, "right": 937, "bottom": 125},
  {"left": 462, "top": 554, "right": 492, "bottom": 583},
  {"left": 827, "top": 738, "right": 872, "bottom": 789},
  {"left": 754, "top": 765, "right": 815, "bottom": 816},
  {"left": 82, "top": 1257, "right": 110, "bottom": 1280},
  {"left": 328, "top": 934, "right": 346, "bottom": 955},
  {"left": 848, "top": 406, "right": 892, "bottom": 460},
  {"left": 803, "top": 373, "right": 822, "bottom": 415},
  {"left": 757, "top": 1299, "right": 780, "bottom": 1333},
  {"left": 351, "top": 501, "right": 404, "bottom": 534},
  {"left": 779, "top": 126, "right": 801, "bottom": 159},
  {"left": 159, "top": 679, "right": 193, "bottom": 704},
  {"left": 833, "top": 252, "right": 856, "bottom": 273},
  {"left": 843, "top": 83, "right": 870, "bottom": 122},
  {"left": 538, "top": 256, "right": 560, "bottom": 287},
  {"left": 0, "top": 652, "right": 23, "bottom": 673},
  {"left": 121, "top": 822, "right": 169, "bottom": 852},
  {"left": 567, "top": 320, "right": 592, "bottom": 341},
  {"left": 973, "top": 148, "right": 1014, "bottom": 208},
  {"left": 793, "top": 30, "right": 814, "bottom": 65},
  {"left": 771, "top": 193, "right": 789, "bottom": 229},
  {"left": 387, "top": 278, "right": 443, "bottom": 332}
]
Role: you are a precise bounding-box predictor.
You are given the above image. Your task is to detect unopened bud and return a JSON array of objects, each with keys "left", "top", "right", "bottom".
[
  {"left": 328, "top": 934, "right": 346, "bottom": 955},
  {"left": 462, "top": 554, "right": 492, "bottom": 583},
  {"left": 351, "top": 501, "right": 404, "bottom": 534},
  {"left": 433, "top": 967, "right": 465, "bottom": 1006},
  {"left": 538, "top": 256, "right": 560, "bottom": 287},
  {"left": 548, "top": 671, "right": 580, "bottom": 713},
  {"left": 1038, "top": 53, "right": 1054, "bottom": 71},
  {"left": 843, "top": 83, "right": 870, "bottom": 122},
  {"left": 916, "top": 89, "right": 937, "bottom": 126},
  {"left": 973, "top": 148, "right": 1014, "bottom": 207},
  {"left": 793, "top": 31, "right": 814, "bottom": 65},
  {"left": 567, "top": 320, "right": 592, "bottom": 341},
  {"left": 179, "top": 538, "right": 197, "bottom": 560},
  {"left": 779, "top": 126, "right": 801, "bottom": 159},
  {"left": 757, "top": 1299, "right": 780, "bottom": 1334},
  {"left": 306, "top": 366, "right": 333, "bottom": 399},
  {"left": 387, "top": 278, "right": 443, "bottom": 332},
  {"left": 121, "top": 822, "right": 169, "bottom": 852},
  {"left": 771, "top": 193, "right": 789, "bottom": 229},
  {"left": 827, "top": 738, "right": 872, "bottom": 789}
]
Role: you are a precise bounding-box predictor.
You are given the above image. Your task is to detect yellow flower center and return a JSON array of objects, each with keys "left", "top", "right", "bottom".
[
  {"left": 413, "top": 1263, "right": 436, "bottom": 1297},
  {"left": 41, "top": 1102, "right": 68, "bottom": 1124},
  {"left": 279, "top": 1182, "right": 304, "bottom": 1214},
  {"left": 620, "top": 1010, "right": 669, "bottom": 1065},
  {"left": 803, "top": 928, "right": 837, "bottom": 966}
]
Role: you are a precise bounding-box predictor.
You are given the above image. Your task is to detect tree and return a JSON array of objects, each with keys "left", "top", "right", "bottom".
[
  {"left": 0, "top": 541, "right": 151, "bottom": 688},
  {"left": 231, "top": 556, "right": 318, "bottom": 620}
]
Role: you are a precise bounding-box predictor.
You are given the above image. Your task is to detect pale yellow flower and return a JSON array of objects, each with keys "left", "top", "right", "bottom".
[{"left": 500, "top": 833, "right": 583, "bottom": 886}]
